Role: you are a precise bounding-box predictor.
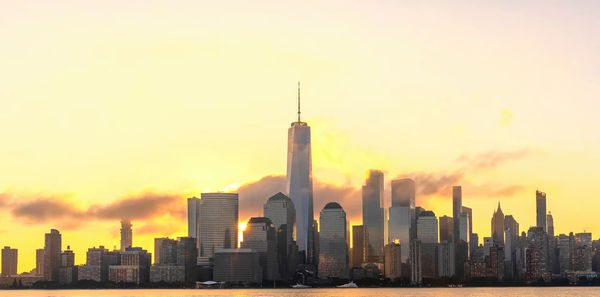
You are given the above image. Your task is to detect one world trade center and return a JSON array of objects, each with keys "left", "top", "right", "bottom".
[{"left": 286, "top": 82, "right": 315, "bottom": 264}]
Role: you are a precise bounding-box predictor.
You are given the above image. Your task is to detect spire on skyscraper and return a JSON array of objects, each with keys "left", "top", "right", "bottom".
[{"left": 297, "top": 81, "right": 301, "bottom": 122}]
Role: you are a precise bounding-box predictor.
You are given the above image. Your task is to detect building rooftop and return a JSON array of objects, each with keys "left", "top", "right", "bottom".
[
  {"left": 248, "top": 217, "right": 273, "bottom": 225},
  {"left": 324, "top": 202, "right": 342, "bottom": 210}
]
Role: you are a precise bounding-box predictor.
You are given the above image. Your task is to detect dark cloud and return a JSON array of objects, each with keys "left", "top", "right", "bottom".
[
  {"left": 457, "top": 149, "right": 532, "bottom": 169},
  {"left": 136, "top": 222, "right": 180, "bottom": 236},
  {"left": 8, "top": 193, "right": 185, "bottom": 225},
  {"left": 11, "top": 198, "right": 83, "bottom": 223},
  {"left": 88, "top": 193, "right": 184, "bottom": 220},
  {"left": 396, "top": 171, "right": 464, "bottom": 197},
  {"left": 236, "top": 175, "right": 286, "bottom": 221}
]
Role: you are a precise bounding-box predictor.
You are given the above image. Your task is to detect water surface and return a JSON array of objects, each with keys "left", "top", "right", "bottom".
[{"left": 2, "top": 287, "right": 600, "bottom": 297}]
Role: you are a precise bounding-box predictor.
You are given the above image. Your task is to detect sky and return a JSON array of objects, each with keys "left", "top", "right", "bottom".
[{"left": 1, "top": 0, "right": 600, "bottom": 273}]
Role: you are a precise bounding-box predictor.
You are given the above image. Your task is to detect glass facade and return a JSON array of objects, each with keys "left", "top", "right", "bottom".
[
  {"left": 318, "top": 202, "right": 348, "bottom": 279},
  {"left": 197, "top": 193, "right": 239, "bottom": 265},
  {"left": 362, "top": 170, "right": 384, "bottom": 263}
]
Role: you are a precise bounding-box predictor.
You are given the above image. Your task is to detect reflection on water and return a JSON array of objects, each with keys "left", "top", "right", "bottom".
[{"left": 1, "top": 288, "right": 600, "bottom": 297}]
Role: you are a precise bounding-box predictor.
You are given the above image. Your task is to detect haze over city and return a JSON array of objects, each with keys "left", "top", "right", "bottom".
[{"left": 1, "top": 0, "right": 600, "bottom": 277}]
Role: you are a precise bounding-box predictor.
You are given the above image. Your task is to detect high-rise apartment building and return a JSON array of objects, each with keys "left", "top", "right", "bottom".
[
  {"left": 120, "top": 220, "right": 133, "bottom": 251},
  {"left": 536, "top": 190, "right": 547, "bottom": 232},
  {"left": 44, "top": 229, "right": 62, "bottom": 281},
  {"left": 318, "top": 202, "right": 349, "bottom": 279},
  {"left": 362, "top": 170, "right": 384, "bottom": 263},
  {"left": 1, "top": 246, "right": 18, "bottom": 276},
  {"left": 109, "top": 247, "right": 151, "bottom": 284},
  {"left": 546, "top": 212, "right": 554, "bottom": 237},
  {"left": 195, "top": 192, "right": 238, "bottom": 267},
  {"left": 35, "top": 248, "right": 44, "bottom": 276},
  {"left": 286, "top": 84, "right": 315, "bottom": 263}
]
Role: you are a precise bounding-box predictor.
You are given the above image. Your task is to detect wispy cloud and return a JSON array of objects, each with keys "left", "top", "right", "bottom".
[{"left": 457, "top": 149, "right": 533, "bottom": 169}]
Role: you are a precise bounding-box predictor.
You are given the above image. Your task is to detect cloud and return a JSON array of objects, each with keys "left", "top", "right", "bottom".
[
  {"left": 136, "top": 222, "right": 180, "bottom": 236},
  {"left": 88, "top": 193, "right": 184, "bottom": 220},
  {"left": 7, "top": 193, "right": 185, "bottom": 225},
  {"left": 11, "top": 198, "right": 83, "bottom": 223},
  {"left": 397, "top": 171, "right": 465, "bottom": 197},
  {"left": 466, "top": 184, "right": 524, "bottom": 198},
  {"left": 457, "top": 149, "right": 532, "bottom": 169}
]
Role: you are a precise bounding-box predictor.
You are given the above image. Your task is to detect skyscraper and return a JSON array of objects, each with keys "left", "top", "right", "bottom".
[
  {"left": 351, "top": 225, "right": 366, "bottom": 268},
  {"left": 44, "top": 229, "right": 62, "bottom": 281},
  {"left": 389, "top": 178, "right": 414, "bottom": 263},
  {"left": 491, "top": 202, "right": 505, "bottom": 245},
  {"left": 197, "top": 192, "right": 239, "bottom": 266},
  {"left": 384, "top": 242, "right": 402, "bottom": 279},
  {"left": 318, "top": 202, "right": 349, "bottom": 279},
  {"left": 120, "top": 220, "right": 132, "bottom": 251},
  {"left": 1, "top": 246, "right": 18, "bottom": 276},
  {"left": 362, "top": 170, "right": 385, "bottom": 263},
  {"left": 187, "top": 197, "right": 200, "bottom": 240},
  {"left": 461, "top": 206, "right": 473, "bottom": 251},
  {"left": 416, "top": 211, "right": 438, "bottom": 244},
  {"left": 439, "top": 215, "right": 454, "bottom": 243},
  {"left": 35, "top": 248, "right": 44, "bottom": 276},
  {"left": 536, "top": 190, "right": 547, "bottom": 232},
  {"left": 452, "top": 186, "right": 462, "bottom": 244},
  {"left": 241, "top": 217, "right": 279, "bottom": 281},
  {"left": 546, "top": 212, "right": 554, "bottom": 237},
  {"left": 286, "top": 82, "right": 315, "bottom": 263},
  {"left": 263, "top": 192, "right": 296, "bottom": 247}
]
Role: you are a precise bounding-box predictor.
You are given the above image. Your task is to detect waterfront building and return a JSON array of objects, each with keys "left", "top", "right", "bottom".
[
  {"left": 109, "top": 247, "right": 151, "bottom": 284},
  {"left": 536, "top": 190, "right": 547, "bottom": 232},
  {"left": 44, "top": 229, "right": 61, "bottom": 281},
  {"left": 213, "top": 249, "right": 262, "bottom": 284},
  {"left": 120, "top": 220, "right": 133, "bottom": 251},
  {"left": 351, "top": 225, "right": 366, "bottom": 267},
  {"left": 187, "top": 197, "right": 200, "bottom": 240},
  {"left": 362, "top": 170, "right": 385, "bottom": 263},
  {"left": 384, "top": 242, "right": 402, "bottom": 279},
  {"left": 318, "top": 202, "right": 349, "bottom": 279},
  {"left": 491, "top": 202, "right": 505, "bottom": 246},
  {"left": 58, "top": 247, "right": 77, "bottom": 284},
  {"left": 196, "top": 192, "right": 239, "bottom": 267},
  {"left": 241, "top": 217, "right": 279, "bottom": 280},
  {"left": 439, "top": 216, "right": 454, "bottom": 243},
  {"left": 286, "top": 83, "right": 315, "bottom": 263},
  {"left": 417, "top": 211, "right": 438, "bottom": 244},
  {"left": 78, "top": 246, "right": 120, "bottom": 282},
  {"left": 1, "top": 247, "right": 18, "bottom": 276}
]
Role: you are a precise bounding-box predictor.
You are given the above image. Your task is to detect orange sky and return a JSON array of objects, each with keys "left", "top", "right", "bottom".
[{"left": 1, "top": 1, "right": 600, "bottom": 273}]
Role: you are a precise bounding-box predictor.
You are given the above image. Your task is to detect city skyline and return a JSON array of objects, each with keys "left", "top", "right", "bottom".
[{"left": 2, "top": 0, "right": 600, "bottom": 275}]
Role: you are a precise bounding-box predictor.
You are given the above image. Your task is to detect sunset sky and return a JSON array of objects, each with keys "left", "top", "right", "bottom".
[{"left": 1, "top": 1, "right": 600, "bottom": 273}]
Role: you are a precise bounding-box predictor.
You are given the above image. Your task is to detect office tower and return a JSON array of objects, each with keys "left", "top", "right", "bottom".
[
  {"left": 384, "top": 243, "right": 402, "bottom": 279},
  {"left": 35, "top": 248, "right": 44, "bottom": 276},
  {"left": 351, "top": 225, "right": 366, "bottom": 267},
  {"left": 318, "top": 202, "right": 349, "bottom": 279},
  {"left": 491, "top": 202, "right": 505, "bottom": 246},
  {"left": 44, "top": 229, "right": 62, "bottom": 281},
  {"left": 1, "top": 246, "right": 18, "bottom": 276},
  {"left": 286, "top": 83, "right": 315, "bottom": 263},
  {"left": 58, "top": 247, "right": 77, "bottom": 284},
  {"left": 362, "top": 170, "right": 385, "bottom": 263},
  {"left": 576, "top": 233, "right": 592, "bottom": 247},
  {"left": 452, "top": 186, "right": 462, "bottom": 243},
  {"left": 263, "top": 192, "right": 296, "bottom": 247},
  {"left": 391, "top": 178, "right": 416, "bottom": 238},
  {"left": 438, "top": 240, "right": 455, "bottom": 277},
  {"left": 417, "top": 211, "right": 438, "bottom": 244},
  {"left": 213, "top": 249, "right": 262, "bottom": 283},
  {"left": 78, "top": 246, "right": 120, "bottom": 282},
  {"left": 526, "top": 227, "right": 550, "bottom": 282},
  {"left": 504, "top": 215, "right": 520, "bottom": 240},
  {"left": 470, "top": 233, "right": 479, "bottom": 259},
  {"left": 388, "top": 206, "right": 411, "bottom": 262},
  {"left": 241, "top": 217, "right": 279, "bottom": 281},
  {"left": 536, "top": 190, "right": 547, "bottom": 232},
  {"left": 150, "top": 237, "right": 197, "bottom": 283},
  {"left": 187, "top": 197, "right": 200, "bottom": 239},
  {"left": 459, "top": 212, "right": 469, "bottom": 243},
  {"left": 410, "top": 239, "right": 422, "bottom": 284},
  {"left": 557, "top": 234, "right": 572, "bottom": 273},
  {"left": 197, "top": 192, "right": 239, "bottom": 266},
  {"left": 546, "top": 212, "right": 554, "bottom": 238},
  {"left": 439, "top": 216, "right": 454, "bottom": 243},
  {"left": 120, "top": 220, "right": 133, "bottom": 251},
  {"left": 461, "top": 206, "right": 473, "bottom": 243},
  {"left": 155, "top": 238, "right": 177, "bottom": 265},
  {"left": 109, "top": 247, "right": 152, "bottom": 284}
]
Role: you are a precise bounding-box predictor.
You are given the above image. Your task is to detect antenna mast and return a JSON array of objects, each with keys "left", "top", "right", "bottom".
[{"left": 297, "top": 81, "right": 301, "bottom": 122}]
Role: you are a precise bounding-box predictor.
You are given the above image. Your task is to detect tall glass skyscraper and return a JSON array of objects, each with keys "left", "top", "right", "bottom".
[
  {"left": 318, "top": 202, "right": 349, "bottom": 279},
  {"left": 536, "top": 190, "right": 547, "bottom": 232},
  {"left": 362, "top": 170, "right": 384, "bottom": 263},
  {"left": 389, "top": 178, "right": 415, "bottom": 262},
  {"left": 196, "top": 193, "right": 239, "bottom": 266},
  {"left": 286, "top": 83, "right": 315, "bottom": 263}
]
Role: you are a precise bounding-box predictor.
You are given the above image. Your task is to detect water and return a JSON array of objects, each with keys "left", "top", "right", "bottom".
[{"left": 1, "top": 288, "right": 600, "bottom": 297}]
